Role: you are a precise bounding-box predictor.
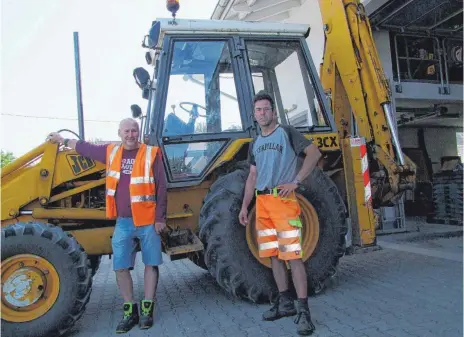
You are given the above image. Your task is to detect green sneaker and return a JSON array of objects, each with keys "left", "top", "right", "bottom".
[
  {"left": 116, "top": 302, "right": 139, "bottom": 334},
  {"left": 139, "top": 300, "right": 154, "bottom": 329}
]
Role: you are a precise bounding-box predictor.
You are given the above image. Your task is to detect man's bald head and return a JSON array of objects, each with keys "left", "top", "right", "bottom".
[
  {"left": 119, "top": 118, "right": 139, "bottom": 132},
  {"left": 118, "top": 118, "right": 140, "bottom": 150}
]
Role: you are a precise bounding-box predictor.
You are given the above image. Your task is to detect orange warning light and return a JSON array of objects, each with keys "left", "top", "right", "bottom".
[{"left": 167, "top": 0, "right": 180, "bottom": 18}]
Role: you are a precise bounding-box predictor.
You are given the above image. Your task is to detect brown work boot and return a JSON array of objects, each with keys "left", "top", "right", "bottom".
[
  {"left": 116, "top": 302, "right": 139, "bottom": 334},
  {"left": 262, "top": 292, "right": 297, "bottom": 321},
  {"left": 294, "top": 300, "right": 316, "bottom": 336},
  {"left": 139, "top": 300, "right": 154, "bottom": 329}
]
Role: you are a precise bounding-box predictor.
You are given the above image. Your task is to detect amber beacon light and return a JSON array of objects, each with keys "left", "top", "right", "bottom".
[{"left": 167, "top": 0, "right": 180, "bottom": 18}]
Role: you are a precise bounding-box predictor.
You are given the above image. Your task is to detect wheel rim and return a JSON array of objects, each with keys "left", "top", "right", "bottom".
[
  {"left": 1, "top": 254, "right": 60, "bottom": 322},
  {"left": 245, "top": 193, "right": 320, "bottom": 268}
]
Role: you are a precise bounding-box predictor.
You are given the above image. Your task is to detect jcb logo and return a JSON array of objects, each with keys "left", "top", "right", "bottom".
[
  {"left": 66, "top": 155, "right": 96, "bottom": 176},
  {"left": 315, "top": 135, "right": 338, "bottom": 149}
]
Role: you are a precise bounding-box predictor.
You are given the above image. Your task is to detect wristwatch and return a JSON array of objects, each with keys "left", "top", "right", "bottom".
[
  {"left": 292, "top": 177, "right": 301, "bottom": 185},
  {"left": 63, "top": 138, "right": 69, "bottom": 147}
]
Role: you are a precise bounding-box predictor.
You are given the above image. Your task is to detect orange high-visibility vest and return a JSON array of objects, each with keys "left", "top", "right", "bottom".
[{"left": 105, "top": 143, "right": 159, "bottom": 227}]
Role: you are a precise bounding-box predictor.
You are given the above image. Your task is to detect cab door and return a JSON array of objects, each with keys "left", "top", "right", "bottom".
[{"left": 149, "top": 36, "right": 255, "bottom": 187}]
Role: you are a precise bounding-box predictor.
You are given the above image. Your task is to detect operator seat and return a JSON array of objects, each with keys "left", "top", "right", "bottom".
[{"left": 163, "top": 113, "right": 196, "bottom": 160}]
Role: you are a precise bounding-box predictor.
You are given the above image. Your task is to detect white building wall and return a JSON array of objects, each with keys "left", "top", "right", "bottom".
[
  {"left": 283, "top": 0, "right": 325, "bottom": 74},
  {"left": 373, "top": 31, "right": 394, "bottom": 82},
  {"left": 281, "top": 0, "right": 386, "bottom": 78}
]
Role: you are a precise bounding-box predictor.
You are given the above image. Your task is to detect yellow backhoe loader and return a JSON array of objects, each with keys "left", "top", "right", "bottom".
[{"left": 1, "top": 1, "right": 415, "bottom": 336}]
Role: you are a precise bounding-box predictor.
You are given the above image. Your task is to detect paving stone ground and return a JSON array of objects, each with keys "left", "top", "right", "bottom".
[{"left": 65, "top": 233, "right": 463, "bottom": 337}]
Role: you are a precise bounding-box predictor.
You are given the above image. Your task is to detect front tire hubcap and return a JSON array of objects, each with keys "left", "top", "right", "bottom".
[{"left": 1, "top": 254, "right": 60, "bottom": 322}]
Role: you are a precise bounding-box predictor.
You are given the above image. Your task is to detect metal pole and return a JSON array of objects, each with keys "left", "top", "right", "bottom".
[
  {"left": 73, "top": 32, "right": 85, "bottom": 140},
  {"left": 382, "top": 103, "right": 405, "bottom": 165}
]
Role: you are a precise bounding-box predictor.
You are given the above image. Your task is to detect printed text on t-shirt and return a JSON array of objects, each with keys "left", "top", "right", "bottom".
[{"left": 121, "top": 158, "right": 135, "bottom": 175}]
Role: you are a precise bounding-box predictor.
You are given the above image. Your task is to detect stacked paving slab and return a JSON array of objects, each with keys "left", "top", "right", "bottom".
[{"left": 429, "top": 161, "right": 463, "bottom": 225}]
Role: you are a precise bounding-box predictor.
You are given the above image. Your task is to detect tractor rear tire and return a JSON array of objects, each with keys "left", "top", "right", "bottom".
[
  {"left": 199, "top": 162, "right": 347, "bottom": 303},
  {"left": 1, "top": 222, "right": 92, "bottom": 337}
]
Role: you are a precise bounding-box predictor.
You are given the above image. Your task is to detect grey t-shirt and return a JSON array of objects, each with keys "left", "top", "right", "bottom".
[{"left": 248, "top": 124, "right": 313, "bottom": 190}]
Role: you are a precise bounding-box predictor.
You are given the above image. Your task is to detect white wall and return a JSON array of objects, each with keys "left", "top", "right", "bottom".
[
  {"left": 399, "top": 126, "right": 460, "bottom": 173},
  {"left": 398, "top": 128, "right": 419, "bottom": 148},
  {"left": 424, "top": 128, "right": 459, "bottom": 172},
  {"left": 373, "top": 30, "right": 394, "bottom": 82},
  {"left": 284, "top": 0, "right": 325, "bottom": 74},
  {"left": 282, "top": 0, "right": 387, "bottom": 77}
]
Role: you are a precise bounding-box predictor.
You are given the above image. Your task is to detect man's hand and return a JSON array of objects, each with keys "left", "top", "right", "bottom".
[
  {"left": 278, "top": 183, "right": 298, "bottom": 198},
  {"left": 154, "top": 222, "right": 166, "bottom": 234},
  {"left": 46, "top": 132, "right": 64, "bottom": 144},
  {"left": 239, "top": 207, "right": 249, "bottom": 227}
]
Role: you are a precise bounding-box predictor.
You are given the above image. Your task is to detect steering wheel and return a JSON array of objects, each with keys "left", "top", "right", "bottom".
[
  {"left": 179, "top": 102, "right": 207, "bottom": 118},
  {"left": 57, "top": 129, "right": 83, "bottom": 140}
]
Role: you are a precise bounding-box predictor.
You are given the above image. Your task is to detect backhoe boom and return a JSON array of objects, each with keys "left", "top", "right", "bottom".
[{"left": 318, "top": 0, "right": 415, "bottom": 206}]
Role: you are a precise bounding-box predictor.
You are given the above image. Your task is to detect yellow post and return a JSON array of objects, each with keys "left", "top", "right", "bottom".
[{"left": 341, "top": 137, "right": 376, "bottom": 246}]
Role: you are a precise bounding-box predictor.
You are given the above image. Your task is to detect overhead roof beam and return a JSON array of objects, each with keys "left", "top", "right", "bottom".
[
  {"left": 402, "top": 1, "right": 447, "bottom": 29},
  {"left": 231, "top": 0, "right": 301, "bottom": 21},
  {"left": 256, "top": 11, "right": 290, "bottom": 22},
  {"left": 232, "top": 0, "right": 292, "bottom": 12},
  {"left": 427, "top": 8, "right": 463, "bottom": 30},
  {"left": 375, "top": 0, "right": 416, "bottom": 26}
]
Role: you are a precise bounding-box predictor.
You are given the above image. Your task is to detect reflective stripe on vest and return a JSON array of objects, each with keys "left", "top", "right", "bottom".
[
  {"left": 107, "top": 145, "right": 120, "bottom": 176},
  {"left": 130, "top": 145, "right": 155, "bottom": 203},
  {"left": 130, "top": 177, "right": 155, "bottom": 184},
  {"left": 131, "top": 195, "right": 156, "bottom": 203},
  {"left": 107, "top": 170, "right": 120, "bottom": 179}
]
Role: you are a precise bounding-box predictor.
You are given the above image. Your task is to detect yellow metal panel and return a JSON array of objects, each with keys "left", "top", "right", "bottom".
[
  {"left": 341, "top": 138, "right": 376, "bottom": 246},
  {"left": 210, "top": 138, "right": 251, "bottom": 172},
  {"left": 49, "top": 179, "right": 105, "bottom": 203},
  {"left": 37, "top": 143, "right": 59, "bottom": 204},
  {"left": 168, "top": 211, "right": 194, "bottom": 219},
  {"left": 52, "top": 149, "right": 105, "bottom": 187},
  {"left": 1, "top": 143, "right": 48, "bottom": 179},
  {"left": 307, "top": 133, "right": 340, "bottom": 151},
  {"left": 32, "top": 208, "right": 107, "bottom": 220},
  {"left": 68, "top": 227, "right": 114, "bottom": 255},
  {"left": 1, "top": 142, "right": 106, "bottom": 221}
]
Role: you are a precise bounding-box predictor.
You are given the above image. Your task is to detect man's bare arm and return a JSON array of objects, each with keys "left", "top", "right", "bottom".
[
  {"left": 241, "top": 165, "right": 257, "bottom": 210},
  {"left": 294, "top": 143, "right": 321, "bottom": 183}
]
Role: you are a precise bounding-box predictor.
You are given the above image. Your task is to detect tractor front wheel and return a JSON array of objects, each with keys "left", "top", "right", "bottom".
[
  {"left": 199, "top": 162, "right": 347, "bottom": 303},
  {"left": 1, "top": 222, "right": 92, "bottom": 337}
]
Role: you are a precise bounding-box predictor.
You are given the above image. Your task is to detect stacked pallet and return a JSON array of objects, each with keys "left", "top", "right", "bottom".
[{"left": 429, "top": 164, "right": 463, "bottom": 225}]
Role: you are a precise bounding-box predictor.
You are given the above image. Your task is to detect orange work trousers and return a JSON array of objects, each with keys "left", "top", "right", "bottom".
[{"left": 255, "top": 188, "right": 303, "bottom": 260}]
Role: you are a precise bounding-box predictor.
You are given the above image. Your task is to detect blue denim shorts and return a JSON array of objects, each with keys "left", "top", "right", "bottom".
[{"left": 111, "top": 217, "right": 163, "bottom": 271}]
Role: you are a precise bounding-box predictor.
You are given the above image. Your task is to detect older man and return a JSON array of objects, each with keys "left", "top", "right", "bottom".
[{"left": 47, "top": 118, "right": 167, "bottom": 333}]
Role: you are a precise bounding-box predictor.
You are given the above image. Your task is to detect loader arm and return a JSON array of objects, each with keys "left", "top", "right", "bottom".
[{"left": 318, "top": 0, "right": 416, "bottom": 206}]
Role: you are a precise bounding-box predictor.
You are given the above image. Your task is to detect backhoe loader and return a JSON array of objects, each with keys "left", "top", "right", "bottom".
[{"left": 1, "top": 1, "right": 415, "bottom": 336}]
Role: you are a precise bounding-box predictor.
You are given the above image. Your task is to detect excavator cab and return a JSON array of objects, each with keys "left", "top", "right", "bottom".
[{"left": 133, "top": 19, "right": 338, "bottom": 186}]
